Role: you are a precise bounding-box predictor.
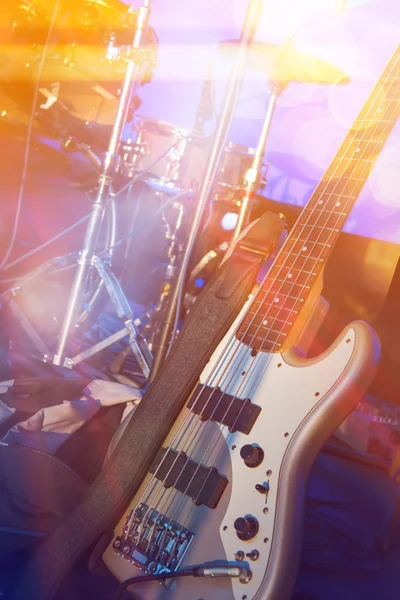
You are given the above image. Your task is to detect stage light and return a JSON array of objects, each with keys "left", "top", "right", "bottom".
[{"left": 221, "top": 212, "right": 239, "bottom": 231}]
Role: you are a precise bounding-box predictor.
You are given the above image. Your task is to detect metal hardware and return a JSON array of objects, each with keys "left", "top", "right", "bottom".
[
  {"left": 114, "top": 503, "right": 194, "bottom": 579},
  {"left": 49, "top": 0, "right": 153, "bottom": 376}
]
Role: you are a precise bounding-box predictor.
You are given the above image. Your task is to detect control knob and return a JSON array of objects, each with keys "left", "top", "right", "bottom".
[
  {"left": 234, "top": 516, "right": 259, "bottom": 541},
  {"left": 240, "top": 444, "right": 264, "bottom": 468}
]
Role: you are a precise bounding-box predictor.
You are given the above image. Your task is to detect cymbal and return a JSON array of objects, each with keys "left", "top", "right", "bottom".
[{"left": 220, "top": 41, "right": 349, "bottom": 85}]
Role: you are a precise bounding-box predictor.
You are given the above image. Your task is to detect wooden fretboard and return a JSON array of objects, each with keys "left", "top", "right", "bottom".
[{"left": 238, "top": 44, "right": 400, "bottom": 352}]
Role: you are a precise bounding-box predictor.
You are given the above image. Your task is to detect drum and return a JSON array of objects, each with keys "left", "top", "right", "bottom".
[
  {"left": 24, "top": 30, "right": 156, "bottom": 147},
  {"left": 24, "top": 48, "right": 123, "bottom": 148},
  {"left": 36, "top": 46, "right": 129, "bottom": 112},
  {"left": 3, "top": 0, "right": 158, "bottom": 148},
  {"left": 119, "top": 117, "right": 209, "bottom": 194},
  {"left": 119, "top": 118, "right": 263, "bottom": 203}
]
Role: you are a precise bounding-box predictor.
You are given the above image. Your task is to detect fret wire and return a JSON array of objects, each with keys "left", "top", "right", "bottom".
[
  {"left": 295, "top": 224, "right": 340, "bottom": 231},
  {"left": 339, "top": 157, "right": 383, "bottom": 164},
  {"left": 252, "top": 292, "right": 309, "bottom": 303},
  {"left": 250, "top": 301, "right": 302, "bottom": 313},
  {"left": 309, "top": 192, "right": 354, "bottom": 203},
  {"left": 240, "top": 51, "right": 400, "bottom": 347},
  {"left": 256, "top": 278, "right": 316, "bottom": 288},
  {"left": 246, "top": 333, "right": 286, "bottom": 342},
  {"left": 239, "top": 324, "right": 289, "bottom": 337},
  {"left": 243, "top": 314, "right": 294, "bottom": 326},
  {"left": 278, "top": 251, "right": 325, "bottom": 260},
  {"left": 292, "top": 241, "right": 332, "bottom": 248},
  {"left": 253, "top": 285, "right": 311, "bottom": 300},
  {"left": 255, "top": 276, "right": 312, "bottom": 288},
  {"left": 303, "top": 208, "right": 348, "bottom": 216},
  {"left": 354, "top": 119, "right": 396, "bottom": 125},
  {"left": 239, "top": 329, "right": 286, "bottom": 341},
  {"left": 267, "top": 267, "right": 317, "bottom": 275}
]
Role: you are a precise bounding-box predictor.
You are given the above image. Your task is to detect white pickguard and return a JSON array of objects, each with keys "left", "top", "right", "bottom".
[
  {"left": 103, "top": 295, "right": 379, "bottom": 600},
  {"left": 199, "top": 297, "right": 374, "bottom": 600}
]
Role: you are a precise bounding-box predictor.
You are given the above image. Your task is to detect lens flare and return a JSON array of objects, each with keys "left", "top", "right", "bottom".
[{"left": 368, "top": 142, "right": 400, "bottom": 209}]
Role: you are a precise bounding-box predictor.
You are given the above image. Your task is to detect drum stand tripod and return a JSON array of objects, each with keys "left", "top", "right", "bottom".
[
  {"left": 50, "top": 0, "right": 154, "bottom": 377},
  {"left": 7, "top": 1, "right": 154, "bottom": 378}
]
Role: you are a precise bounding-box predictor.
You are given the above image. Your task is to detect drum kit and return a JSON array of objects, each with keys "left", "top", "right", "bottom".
[{"left": 1, "top": 0, "right": 349, "bottom": 383}]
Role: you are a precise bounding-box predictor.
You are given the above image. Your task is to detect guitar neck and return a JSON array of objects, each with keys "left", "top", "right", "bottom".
[{"left": 239, "top": 44, "right": 400, "bottom": 352}]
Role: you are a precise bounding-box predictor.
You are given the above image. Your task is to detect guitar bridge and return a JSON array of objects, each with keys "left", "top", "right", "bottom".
[{"left": 113, "top": 503, "right": 194, "bottom": 579}]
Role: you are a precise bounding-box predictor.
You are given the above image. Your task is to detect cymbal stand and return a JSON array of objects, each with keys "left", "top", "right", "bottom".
[
  {"left": 232, "top": 80, "right": 285, "bottom": 239},
  {"left": 51, "top": 0, "right": 153, "bottom": 377},
  {"left": 147, "top": 196, "right": 186, "bottom": 346},
  {"left": 148, "top": 0, "right": 264, "bottom": 381}
]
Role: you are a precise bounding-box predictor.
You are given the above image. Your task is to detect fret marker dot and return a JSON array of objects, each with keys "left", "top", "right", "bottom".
[
  {"left": 274, "top": 298, "right": 279, "bottom": 303},
  {"left": 287, "top": 273, "right": 293, "bottom": 279},
  {"left": 336, "top": 201, "right": 341, "bottom": 207},
  {"left": 355, "top": 147, "right": 360, "bottom": 153},
  {"left": 263, "top": 320, "right": 268, "bottom": 325},
  {"left": 318, "top": 200, "right": 323, "bottom": 205},
  {"left": 302, "top": 246, "right": 308, "bottom": 252}
]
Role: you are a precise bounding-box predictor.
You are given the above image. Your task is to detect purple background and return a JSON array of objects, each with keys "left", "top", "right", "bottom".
[{"left": 128, "top": 0, "right": 399, "bottom": 243}]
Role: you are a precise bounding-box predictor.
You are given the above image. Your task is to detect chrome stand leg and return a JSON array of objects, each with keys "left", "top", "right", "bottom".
[
  {"left": 61, "top": 254, "right": 153, "bottom": 378},
  {"left": 148, "top": 0, "right": 264, "bottom": 381},
  {"left": 52, "top": 200, "right": 106, "bottom": 366},
  {"left": 232, "top": 82, "right": 284, "bottom": 239},
  {"left": 52, "top": 0, "right": 153, "bottom": 378}
]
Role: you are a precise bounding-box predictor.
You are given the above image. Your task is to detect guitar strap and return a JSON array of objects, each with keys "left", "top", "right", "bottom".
[{"left": 12, "top": 210, "right": 286, "bottom": 600}]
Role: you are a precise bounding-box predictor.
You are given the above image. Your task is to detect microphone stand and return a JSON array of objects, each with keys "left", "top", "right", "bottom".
[{"left": 149, "top": 0, "right": 264, "bottom": 381}]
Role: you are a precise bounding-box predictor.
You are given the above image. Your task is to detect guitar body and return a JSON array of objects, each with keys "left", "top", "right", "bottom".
[
  {"left": 103, "top": 306, "right": 380, "bottom": 600},
  {"left": 103, "top": 44, "right": 399, "bottom": 600}
]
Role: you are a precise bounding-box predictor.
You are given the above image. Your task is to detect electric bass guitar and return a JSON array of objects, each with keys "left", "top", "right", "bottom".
[{"left": 103, "top": 44, "right": 399, "bottom": 600}]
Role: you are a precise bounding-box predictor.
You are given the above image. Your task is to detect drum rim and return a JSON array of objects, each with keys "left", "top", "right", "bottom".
[
  {"left": 135, "top": 114, "right": 206, "bottom": 140},
  {"left": 225, "top": 140, "right": 256, "bottom": 155}
]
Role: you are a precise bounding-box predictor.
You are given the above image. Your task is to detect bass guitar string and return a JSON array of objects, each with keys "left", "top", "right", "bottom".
[
  {"left": 126, "top": 293, "right": 264, "bottom": 526},
  {"left": 128, "top": 53, "right": 400, "bottom": 542},
  {"left": 129, "top": 233, "right": 294, "bottom": 525},
  {"left": 135, "top": 61, "right": 400, "bottom": 552},
  {"left": 180, "top": 71, "right": 400, "bottom": 513},
  {"left": 138, "top": 57, "right": 400, "bottom": 548},
  {"left": 124, "top": 170, "right": 284, "bottom": 525},
  {"left": 139, "top": 143, "right": 396, "bottom": 558},
  {"left": 159, "top": 67, "right": 400, "bottom": 554},
  {"left": 130, "top": 324, "right": 258, "bottom": 537},
  {"left": 129, "top": 55, "right": 400, "bottom": 540}
]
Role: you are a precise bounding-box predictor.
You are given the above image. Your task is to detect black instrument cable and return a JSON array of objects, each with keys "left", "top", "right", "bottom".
[{"left": 113, "top": 564, "right": 248, "bottom": 599}]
